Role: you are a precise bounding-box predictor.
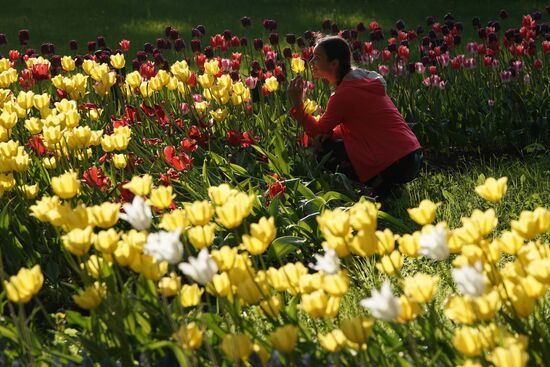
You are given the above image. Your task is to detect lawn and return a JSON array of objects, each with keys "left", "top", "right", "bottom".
[{"left": 0, "top": 0, "right": 546, "bottom": 54}]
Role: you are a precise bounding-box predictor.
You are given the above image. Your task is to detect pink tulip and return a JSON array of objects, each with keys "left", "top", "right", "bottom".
[{"left": 378, "top": 65, "right": 389, "bottom": 76}]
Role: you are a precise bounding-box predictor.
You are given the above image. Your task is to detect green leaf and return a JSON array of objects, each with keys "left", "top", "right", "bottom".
[
  {"left": 229, "top": 163, "right": 248, "bottom": 177},
  {"left": 268, "top": 236, "right": 306, "bottom": 261}
]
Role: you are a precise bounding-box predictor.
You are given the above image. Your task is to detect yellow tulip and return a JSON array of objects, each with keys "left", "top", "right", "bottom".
[
  {"left": 260, "top": 293, "right": 283, "bottom": 317},
  {"left": 51, "top": 170, "right": 80, "bottom": 199},
  {"left": 112, "top": 153, "right": 127, "bottom": 169},
  {"left": 453, "top": 326, "right": 483, "bottom": 356},
  {"left": 264, "top": 76, "right": 279, "bottom": 92},
  {"left": 340, "top": 316, "right": 374, "bottom": 345},
  {"left": 91, "top": 202, "right": 120, "bottom": 229},
  {"left": 123, "top": 174, "right": 152, "bottom": 196},
  {"left": 210, "top": 246, "right": 237, "bottom": 272},
  {"left": 180, "top": 283, "right": 204, "bottom": 307},
  {"left": 291, "top": 57, "right": 305, "bottom": 73},
  {"left": 73, "top": 282, "right": 106, "bottom": 310},
  {"left": 158, "top": 272, "right": 181, "bottom": 297},
  {"left": 319, "top": 329, "right": 347, "bottom": 352},
  {"left": 397, "top": 295, "right": 423, "bottom": 323},
  {"left": 185, "top": 200, "right": 214, "bottom": 226},
  {"left": 187, "top": 223, "right": 216, "bottom": 249},
  {"left": 174, "top": 323, "right": 203, "bottom": 350},
  {"left": 270, "top": 325, "right": 298, "bottom": 354},
  {"left": 403, "top": 273, "right": 439, "bottom": 303},
  {"left": 475, "top": 176, "right": 507, "bottom": 202},
  {"left": 61, "top": 56, "right": 76, "bottom": 72},
  {"left": 487, "top": 344, "right": 529, "bottom": 367},
  {"left": 3, "top": 265, "right": 43, "bottom": 303},
  {"left": 407, "top": 199, "right": 440, "bottom": 225},
  {"left": 110, "top": 53, "right": 125, "bottom": 69},
  {"left": 159, "top": 209, "right": 189, "bottom": 232},
  {"left": 375, "top": 250, "right": 403, "bottom": 276},
  {"left": 149, "top": 185, "right": 175, "bottom": 210},
  {"left": 221, "top": 333, "right": 252, "bottom": 362},
  {"left": 94, "top": 228, "right": 120, "bottom": 254},
  {"left": 62, "top": 226, "right": 94, "bottom": 256}
]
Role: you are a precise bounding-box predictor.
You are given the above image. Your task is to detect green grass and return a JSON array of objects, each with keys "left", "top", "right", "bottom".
[
  {"left": 388, "top": 152, "right": 550, "bottom": 232},
  {"left": 0, "top": 0, "right": 546, "bottom": 55}
]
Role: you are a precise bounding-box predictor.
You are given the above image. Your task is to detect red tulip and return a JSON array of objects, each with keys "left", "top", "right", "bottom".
[
  {"left": 398, "top": 45, "right": 409, "bottom": 59},
  {"left": 543, "top": 41, "right": 550, "bottom": 53},
  {"left": 119, "top": 39, "right": 131, "bottom": 51},
  {"left": 268, "top": 180, "right": 285, "bottom": 199},
  {"left": 83, "top": 166, "right": 110, "bottom": 191},
  {"left": 534, "top": 59, "right": 543, "bottom": 70}
]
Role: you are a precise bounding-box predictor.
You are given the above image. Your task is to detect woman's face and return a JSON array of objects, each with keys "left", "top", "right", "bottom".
[{"left": 310, "top": 45, "right": 338, "bottom": 83}]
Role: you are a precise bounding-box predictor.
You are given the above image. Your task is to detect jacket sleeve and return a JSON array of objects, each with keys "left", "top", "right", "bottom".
[{"left": 290, "top": 92, "right": 345, "bottom": 137}]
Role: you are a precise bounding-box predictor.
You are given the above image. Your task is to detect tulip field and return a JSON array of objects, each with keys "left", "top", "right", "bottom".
[{"left": 0, "top": 3, "right": 549, "bottom": 366}]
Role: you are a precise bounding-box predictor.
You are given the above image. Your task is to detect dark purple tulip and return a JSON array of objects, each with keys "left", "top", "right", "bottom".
[
  {"left": 531, "top": 11, "right": 542, "bottom": 21},
  {"left": 136, "top": 51, "right": 147, "bottom": 62},
  {"left": 240, "top": 37, "right": 248, "bottom": 47},
  {"left": 488, "top": 21, "right": 501, "bottom": 32},
  {"left": 283, "top": 47, "right": 292, "bottom": 58},
  {"left": 169, "top": 29, "right": 179, "bottom": 40},
  {"left": 352, "top": 40, "right": 361, "bottom": 50},
  {"left": 75, "top": 55, "right": 84, "bottom": 67},
  {"left": 269, "top": 33, "right": 279, "bottom": 45},
  {"left": 144, "top": 42, "right": 154, "bottom": 53},
  {"left": 425, "top": 16, "right": 434, "bottom": 26},
  {"left": 455, "top": 22, "right": 464, "bottom": 32},
  {"left": 472, "top": 17, "right": 481, "bottom": 29},
  {"left": 197, "top": 25, "right": 206, "bottom": 35},
  {"left": 87, "top": 41, "right": 96, "bottom": 52},
  {"left": 453, "top": 35, "right": 461, "bottom": 45},
  {"left": 99, "top": 53, "right": 109, "bottom": 64},
  {"left": 262, "top": 19, "right": 277, "bottom": 31},
  {"left": 165, "top": 26, "right": 173, "bottom": 37},
  {"left": 97, "top": 36, "right": 106, "bottom": 48},
  {"left": 441, "top": 25, "right": 450, "bottom": 35},
  {"left": 50, "top": 55, "right": 61, "bottom": 68},
  {"left": 478, "top": 28, "right": 487, "bottom": 39},
  {"left": 488, "top": 32, "right": 497, "bottom": 43},
  {"left": 41, "top": 43, "right": 50, "bottom": 55},
  {"left": 240, "top": 16, "right": 251, "bottom": 27},
  {"left": 191, "top": 28, "right": 201, "bottom": 38},
  {"left": 18, "top": 29, "right": 30, "bottom": 45},
  {"left": 25, "top": 48, "right": 36, "bottom": 57},
  {"left": 174, "top": 38, "right": 185, "bottom": 51},
  {"left": 253, "top": 38, "right": 263, "bottom": 51},
  {"left": 356, "top": 22, "right": 366, "bottom": 32},
  {"left": 444, "top": 13, "right": 454, "bottom": 21},
  {"left": 250, "top": 60, "right": 260, "bottom": 71},
  {"left": 69, "top": 39, "right": 78, "bottom": 50},
  {"left": 322, "top": 19, "right": 332, "bottom": 31},
  {"left": 132, "top": 58, "right": 141, "bottom": 71},
  {"left": 304, "top": 30, "right": 313, "bottom": 40},
  {"left": 417, "top": 26, "right": 424, "bottom": 34},
  {"left": 0, "top": 34, "right": 7, "bottom": 45},
  {"left": 422, "top": 36, "right": 430, "bottom": 46},
  {"left": 285, "top": 33, "right": 296, "bottom": 45},
  {"left": 400, "top": 40, "right": 409, "bottom": 47},
  {"left": 390, "top": 28, "right": 398, "bottom": 37},
  {"left": 204, "top": 46, "right": 214, "bottom": 58},
  {"left": 230, "top": 70, "right": 240, "bottom": 81},
  {"left": 352, "top": 51, "right": 362, "bottom": 63},
  {"left": 265, "top": 58, "right": 275, "bottom": 71},
  {"left": 421, "top": 56, "right": 430, "bottom": 65},
  {"left": 223, "top": 29, "right": 232, "bottom": 41},
  {"left": 428, "top": 30, "right": 436, "bottom": 40},
  {"left": 388, "top": 43, "right": 397, "bottom": 52},
  {"left": 499, "top": 9, "right": 508, "bottom": 20},
  {"left": 341, "top": 29, "right": 352, "bottom": 40},
  {"left": 395, "top": 19, "right": 405, "bottom": 30},
  {"left": 296, "top": 37, "right": 305, "bottom": 47},
  {"left": 156, "top": 38, "right": 165, "bottom": 49}
]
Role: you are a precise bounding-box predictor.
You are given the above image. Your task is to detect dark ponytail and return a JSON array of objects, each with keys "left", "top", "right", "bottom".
[{"left": 316, "top": 36, "right": 352, "bottom": 85}]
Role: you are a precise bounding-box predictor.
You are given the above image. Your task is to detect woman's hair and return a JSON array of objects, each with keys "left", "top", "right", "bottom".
[{"left": 315, "top": 36, "right": 352, "bottom": 85}]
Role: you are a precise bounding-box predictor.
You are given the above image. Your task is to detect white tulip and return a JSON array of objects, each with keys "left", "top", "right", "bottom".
[
  {"left": 178, "top": 248, "right": 218, "bottom": 285},
  {"left": 418, "top": 225, "right": 449, "bottom": 260},
  {"left": 119, "top": 196, "right": 152, "bottom": 230},
  {"left": 309, "top": 246, "right": 340, "bottom": 275},
  {"left": 359, "top": 280, "right": 400, "bottom": 321},
  {"left": 144, "top": 229, "right": 184, "bottom": 264},
  {"left": 452, "top": 261, "right": 485, "bottom": 297}
]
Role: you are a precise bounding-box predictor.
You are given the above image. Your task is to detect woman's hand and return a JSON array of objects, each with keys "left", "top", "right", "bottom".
[{"left": 287, "top": 76, "right": 304, "bottom": 108}]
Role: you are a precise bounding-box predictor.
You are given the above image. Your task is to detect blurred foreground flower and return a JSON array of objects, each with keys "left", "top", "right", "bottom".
[
  {"left": 359, "top": 280, "right": 400, "bottom": 321},
  {"left": 3, "top": 265, "right": 43, "bottom": 303}
]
